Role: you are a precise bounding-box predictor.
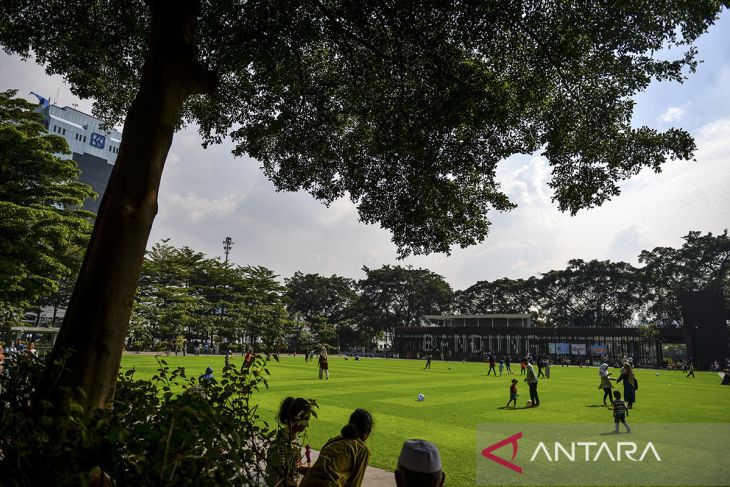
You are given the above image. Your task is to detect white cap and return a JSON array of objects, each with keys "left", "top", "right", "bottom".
[{"left": 397, "top": 439, "right": 442, "bottom": 473}]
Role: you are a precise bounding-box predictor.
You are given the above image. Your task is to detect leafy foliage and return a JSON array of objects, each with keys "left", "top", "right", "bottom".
[
  {"left": 0, "top": 353, "right": 288, "bottom": 486},
  {"left": 0, "top": 2, "right": 724, "bottom": 256},
  {"left": 0, "top": 90, "right": 94, "bottom": 315},
  {"left": 639, "top": 230, "right": 730, "bottom": 326},
  {"left": 284, "top": 272, "right": 358, "bottom": 348},
  {"left": 354, "top": 265, "right": 453, "bottom": 337},
  {"left": 132, "top": 241, "right": 292, "bottom": 351}
]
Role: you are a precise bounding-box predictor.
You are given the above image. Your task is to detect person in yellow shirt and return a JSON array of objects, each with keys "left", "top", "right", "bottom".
[{"left": 299, "top": 409, "right": 373, "bottom": 487}]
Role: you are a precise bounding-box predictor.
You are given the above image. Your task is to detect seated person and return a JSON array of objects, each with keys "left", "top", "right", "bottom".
[
  {"left": 395, "top": 439, "right": 445, "bottom": 487},
  {"left": 198, "top": 366, "right": 215, "bottom": 384},
  {"left": 300, "top": 409, "right": 372, "bottom": 487},
  {"left": 722, "top": 369, "right": 730, "bottom": 385}
]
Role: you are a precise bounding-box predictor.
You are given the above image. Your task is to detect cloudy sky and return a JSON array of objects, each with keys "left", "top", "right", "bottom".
[{"left": 1, "top": 11, "right": 729, "bottom": 291}]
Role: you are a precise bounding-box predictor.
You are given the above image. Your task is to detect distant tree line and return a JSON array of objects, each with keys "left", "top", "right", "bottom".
[
  {"left": 454, "top": 230, "right": 730, "bottom": 328},
  {"left": 121, "top": 231, "right": 728, "bottom": 352}
]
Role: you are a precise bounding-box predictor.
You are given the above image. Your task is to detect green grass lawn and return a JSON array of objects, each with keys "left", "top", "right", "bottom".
[{"left": 121, "top": 354, "right": 730, "bottom": 486}]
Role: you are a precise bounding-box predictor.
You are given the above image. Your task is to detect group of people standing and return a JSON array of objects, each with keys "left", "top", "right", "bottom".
[
  {"left": 598, "top": 360, "right": 637, "bottom": 433},
  {"left": 268, "top": 397, "right": 445, "bottom": 487},
  {"left": 505, "top": 357, "right": 541, "bottom": 407},
  {"left": 598, "top": 361, "right": 637, "bottom": 408},
  {"left": 485, "top": 354, "right": 513, "bottom": 376}
]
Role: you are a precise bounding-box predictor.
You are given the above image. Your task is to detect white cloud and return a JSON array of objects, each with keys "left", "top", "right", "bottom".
[
  {"left": 658, "top": 106, "right": 686, "bottom": 123},
  {"left": 160, "top": 191, "right": 243, "bottom": 222}
]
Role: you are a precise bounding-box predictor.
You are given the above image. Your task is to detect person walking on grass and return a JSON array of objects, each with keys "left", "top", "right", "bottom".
[
  {"left": 612, "top": 390, "right": 631, "bottom": 433},
  {"left": 487, "top": 355, "right": 497, "bottom": 376},
  {"left": 506, "top": 379, "right": 519, "bottom": 408},
  {"left": 537, "top": 355, "right": 545, "bottom": 378},
  {"left": 318, "top": 347, "right": 330, "bottom": 380},
  {"left": 616, "top": 362, "right": 637, "bottom": 409},
  {"left": 424, "top": 354, "right": 432, "bottom": 370},
  {"left": 686, "top": 360, "right": 695, "bottom": 378},
  {"left": 598, "top": 363, "right": 614, "bottom": 406},
  {"left": 300, "top": 409, "right": 373, "bottom": 487},
  {"left": 524, "top": 361, "right": 540, "bottom": 407},
  {"left": 498, "top": 357, "right": 504, "bottom": 376},
  {"left": 505, "top": 356, "right": 513, "bottom": 374},
  {"left": 520, "top": 358, "right": 527, "bottom": 376}
]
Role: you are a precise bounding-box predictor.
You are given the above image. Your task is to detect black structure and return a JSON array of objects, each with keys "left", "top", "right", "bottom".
[
  {"left": 680, "top": 290, "right": 729, "bottom": 369},
  {"left": 393, "top": 314, "right": 693, "bottom": 366}
]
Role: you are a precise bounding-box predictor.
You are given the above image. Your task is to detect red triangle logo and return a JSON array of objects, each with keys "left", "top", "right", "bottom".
[{"left": 481, "top": 432, "right": 523, "bottom": 474}]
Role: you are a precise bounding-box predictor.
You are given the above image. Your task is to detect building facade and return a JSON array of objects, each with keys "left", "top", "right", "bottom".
[
  {"left": 393, "top": 314, "right": 690, "bottom": 366},
  {"left": 32, "top": 93, "right": 122, "bottom": 213}
]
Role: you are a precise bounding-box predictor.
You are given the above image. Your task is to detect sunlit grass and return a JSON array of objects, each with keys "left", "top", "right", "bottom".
[{"left": 121, "top": 353, "right": 730, "bottom": 486}]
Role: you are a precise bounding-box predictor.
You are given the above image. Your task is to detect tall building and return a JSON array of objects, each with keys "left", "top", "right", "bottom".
[{"left": 31, "top": 92, "right": 122, "bottom": 213}]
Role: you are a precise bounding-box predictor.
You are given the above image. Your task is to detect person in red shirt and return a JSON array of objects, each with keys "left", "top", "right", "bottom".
[
  {"left": 506, "top": 379, "right": 519, "bottom": 408},
  {"left": 487, "top": 355, "right": 497, "bottom": 376}
]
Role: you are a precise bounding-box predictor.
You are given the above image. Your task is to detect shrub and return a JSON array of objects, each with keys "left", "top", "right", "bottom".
[{"left": 0, "top": 353, "right": 293, "bottom": 486}]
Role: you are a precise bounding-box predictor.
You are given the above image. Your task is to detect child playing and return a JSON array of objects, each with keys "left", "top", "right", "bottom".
[
  {"left": 506, "top": 379, "right": 519, "bottom": 408},
  {"left": 612, "top": 390, "right": 631, "bottom": 433}
]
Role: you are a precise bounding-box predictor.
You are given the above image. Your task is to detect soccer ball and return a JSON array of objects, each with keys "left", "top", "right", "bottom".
[
  {"left": 526, "top": 400, "right": 533, "bottom": 407},
  {"left": 417, "top": 393, "right": 425, "bottom": 402},
  {"left": 656, "top": 372, "right": 659, "bottom": 376}
]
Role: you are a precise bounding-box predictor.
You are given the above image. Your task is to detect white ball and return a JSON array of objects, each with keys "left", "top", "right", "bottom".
[
  {"left": 656, "top": 372, "right": 659, "bottom": 376},
  {"left": 526, "top": 400, "right": 533, "bottom": 407},
  {"left": 417, "top": 393, "right": 425, "bottom": 401}
]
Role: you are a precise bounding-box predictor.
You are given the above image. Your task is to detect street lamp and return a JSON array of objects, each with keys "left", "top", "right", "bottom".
[{"left": 223, "top": 236, "right": 234, "bottom": 263}]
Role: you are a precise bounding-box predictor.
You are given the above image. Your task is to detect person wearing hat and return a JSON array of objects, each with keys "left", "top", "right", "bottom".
[{"left": 395, "top": 439, "right": 445, "bottom": 487}]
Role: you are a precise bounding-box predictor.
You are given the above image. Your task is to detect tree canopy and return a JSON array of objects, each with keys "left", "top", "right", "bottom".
[
  {"left": 355, "top": 265, "right": 453, "bottom": 336},
  {"left": 132, "top": 241, "right": 291, "bottom": 351},
  {"left": 1, "top": 1, "right": 724, "bottom": 255},
  {"left": 0, "top": 90, "right": 93, "bottom": 318},
  {"left": 2, "top": 0, "right": 726, "bottom": 409}
]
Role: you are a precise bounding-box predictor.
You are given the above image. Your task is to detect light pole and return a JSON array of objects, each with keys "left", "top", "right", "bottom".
[{"left": 223, "top": 236, "right": 234, "bottom": 263}]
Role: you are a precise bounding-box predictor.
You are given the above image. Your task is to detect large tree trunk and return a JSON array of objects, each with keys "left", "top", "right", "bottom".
[{"left": 36, "top": 0, "right": 216, "bottom": 411}]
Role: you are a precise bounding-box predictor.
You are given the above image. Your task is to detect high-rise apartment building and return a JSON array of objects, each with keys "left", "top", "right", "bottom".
[{"left": 32, "top": 92, "right": 122, "bottom": 213}]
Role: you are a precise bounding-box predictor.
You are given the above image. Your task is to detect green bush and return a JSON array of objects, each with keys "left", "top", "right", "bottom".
[
  {"left": 221, "top": 342, "right": 240, "bottom": 353},
  {"left": 0, "top": 353, "right": 283, "bottom": 486}
]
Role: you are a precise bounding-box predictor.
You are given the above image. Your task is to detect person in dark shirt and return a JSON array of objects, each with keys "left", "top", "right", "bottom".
[
  {"left": 199, "top": 366, "right": 215, "bottom": 385},
  {"left": 487, "top": 356, "right": 497, "bottom": 376},
  {"left": 318, "top": 347, "right": 329, "bottom": 380},
  {"left": 612, "top": 390, "right": 631, "bottom": 433}
]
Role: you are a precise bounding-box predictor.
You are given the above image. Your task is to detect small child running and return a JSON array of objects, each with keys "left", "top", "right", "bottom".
[
  {"left": 506, "top": 379, "right": 519, "bottom": 408},
  {"left": 612, "top": 390, "right": 631, "bottom": 433}
]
